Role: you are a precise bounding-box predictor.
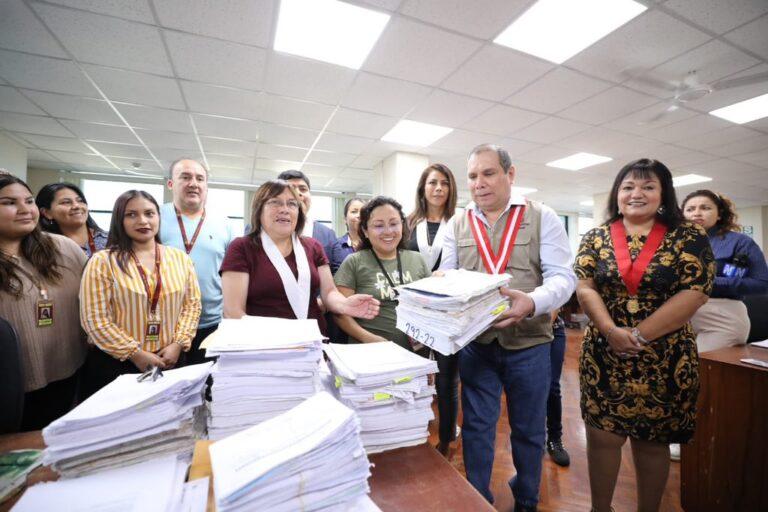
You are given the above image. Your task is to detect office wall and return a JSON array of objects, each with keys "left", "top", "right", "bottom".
[{"left": 0, "top": 133, "right": 28, "bottom": 180}]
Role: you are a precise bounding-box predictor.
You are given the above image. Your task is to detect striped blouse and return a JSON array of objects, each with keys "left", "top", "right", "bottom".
[{"left": 79, "top": 245, "right": 202, "bottom": 361}]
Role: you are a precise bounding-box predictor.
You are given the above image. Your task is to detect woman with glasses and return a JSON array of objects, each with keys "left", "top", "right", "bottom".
[
  {"left": 334, "top": 196, "right": 429, "bottom": 350},
  {"left": 221, "top": 180, "right": 379, "bottom": 332},
  {"left": 36, "top": 182, "right": 107, "bottom": 257}
]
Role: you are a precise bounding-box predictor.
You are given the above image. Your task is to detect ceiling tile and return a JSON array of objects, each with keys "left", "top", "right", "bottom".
[
  {"left": 164, "top": 31, "right": 267, "bottom": 91},
  {"left": 648, "top": 113, "right": 734, "bottom": 143},
  {"left": 207, "top": 154, "right": 253, "bottom": 169},
  {"left": 154, "top": 148, "right": 204, "bottom": 163},
  {"left": 60, "top": 120, "right": 138, "bottom": 144},
  {"left": 707, "top": 134, "right": 768, "bottom": 157},
  {"left": 516, "top": 144, "right": 579, "bottom": 165},
  {"left": 363, "top": 17, "right": 482, "bottom": 86},
  {"left": 0, "top": 86, "right": 46, "bottom": 115},
  {"left": 134, "top": 129, "right": 199, "bottom": 150},
  {"left": 461, "top": 104, "right": 546, "bottom": 136},
  {"left": 731, "top": 147, "right": 768, "bottom": 167},
  {"left": 558, "top": 86, "right": 658, "bottom": 125},
  {"left": 357, "top": 0, "right": 402, "bottom": 11},
  {"left": 84, "top": 65, "right": 185, "bottom": 109},
  {"left": 24, "top": 90, "right": 120, "bottom": 123},
  {"left": 686, "top": 63, "right": 768, "bottom": 112},
  {"left": 0, "top": 50, "right": 98, "bottom": 97},
  {"left": 350, "top": 154, "right": 383, "bottom": 169},
  {"left": 181, "top": 82, "right": 261, "bottom": 119},
  {"left": 255, "top": 158, "right": 303, "bottom": 173},
  {"left": 88, "top": 141, "right": 153, "bottom": 159},
  {"left": 107, "top": 156, "right": 162, "bottom": 172},
  {"left": 603, "top": 104, "right": 699, "bottom": 136},
  {"left": 27, "top": 148, "right": 58, "bottom": 162},
  {"left": 34, "top": 3, "right": 172, "bottom": 75},
  {"left": 409, "top": 90, "right": 493, "bottom": 127},
  {"left": 260, "top": 94, "right": 336, "bottom": 130},
  {"left": 257, "top": 144, "right": 307, "bottom": 162},
  {"left": 724, "top": 15, "right": 768, "bottom": 60},
  {"left": 16, "top": 133, "right": 90, "bottom": 152},
  {"left": 0, "top": 0, "right": 67, "bottom": 58},
  {"left": 315, "top": 132, "right": 375, "bottom": 154},
  {"left": 200, "top": 137, "right": 257, "bottom": 156},
  {"left": 306, "top": 150, "right": 356, "bottom": 167},
  {"left": 341, "top": 72, "right": 431, "bottom": 117},
  {"left": 665, "top": 0, "right": 768, "bottom": 35},
  {"left": 512, "top": 116, "right": 591, "bottom": 144},
  {"left": 43, "top": 0, "right": 155, "bottom": 23},
  {"left": 675, "top": 125, "right": 765, "bottom": 151},
  {"left": 492, "top": 138, "right": 542, "bottom": 157},
  {"left": 399, "top": 0, "right": 530, "bottom": 39},
  {"left": 264, "top": 53, "right": 356, "bottom": 105},
  {"left": 46, "top": 150, "right": 111, "bottom": 168},
  {"left": 193, "top": 114, "right": 260, "bottom": 141},
  {"left": 429, "top": 129, "right": 493, "bottom": 153},
  {"left": 257, "top": 123, "right": 318, "bottom": 148},
  {"left": 567, "top": 10, "right": 710, "bottom": 84},
  {"left": 643, "top": 146, "right": 714, "bottom": 168},
  {"left": 506, "top": 68, "right": 612, "bottom": 114},
  {"left": 557, "top": 127, "right": 658, "bottom": 155},
  {"left": 154, "top": 0, "right": 274, "bottom": 48},
  {"left": 0, "top": 113, "right": 71, "bottom": 137},
  {"left": 442, "top": 45, "right": 553, "bottom": 102},
  {"left": 326, "top": 108, "right": 397, "bottom": 139},
  {"left": 116, "top": 103, "right": 193, "bottom": 133}
]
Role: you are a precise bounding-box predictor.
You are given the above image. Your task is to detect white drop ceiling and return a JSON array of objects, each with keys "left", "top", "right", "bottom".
[{"left": 0, "top": 0, "right": 767, "bottom": 214}]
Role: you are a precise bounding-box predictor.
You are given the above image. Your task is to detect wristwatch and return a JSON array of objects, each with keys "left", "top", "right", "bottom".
[{"left": 631, "top": 327, "right": 649, "bottom": 345}]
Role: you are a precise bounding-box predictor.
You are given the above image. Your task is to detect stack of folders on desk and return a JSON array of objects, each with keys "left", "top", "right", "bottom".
[
  {"left": 210, "top": 391, "right": 377, "bottom": 512},
  {"left": 395, "top": 269, "right": 512, "bottom": 356},
  {"left": 324, "top": 341, "right": 438, "bottom": 454},
  {"left": 41, "top": 363, "right": 213, "bottom": 478},
  {"left": 204, "top": 316, "right": 323, "bottom": 440}
]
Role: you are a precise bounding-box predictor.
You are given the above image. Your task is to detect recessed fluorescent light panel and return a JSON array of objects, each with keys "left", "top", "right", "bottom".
[
  {"left": 381, "top": 120, "right": 453, "bottom": 147},
  {"left": 546, "top": 152, "right": 612, "bottom": 171},
  {"left": 494, "top": 0, "right": 647, "bottom": 64},
  {"left": 709, "top": 93, "right": 768, "bottom": 124},
  {"left": 274, "top": 0, "right": 390, "bottom": 69},
  {"left": 673, "top": 174, "right": 712, "bottom": 188},
  {"left": 514, "top": 186, "right": 538, "bottom": 195}
]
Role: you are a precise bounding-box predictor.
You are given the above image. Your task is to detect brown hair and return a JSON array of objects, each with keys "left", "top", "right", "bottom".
[
  {"left": 681, "top": 189, "right": 740, "bottom": 236},
  {"left": 247, "top": 180, "right": 306, "bottom": 244},
  {"left": 0, "top": 175, "right": 62, "bottom": 298},
  {"left": 107, "top": 190, "right": 161, "bottom": 273},
  {"left": 407, "top": 163, "right": 458, "bottom": 231}
]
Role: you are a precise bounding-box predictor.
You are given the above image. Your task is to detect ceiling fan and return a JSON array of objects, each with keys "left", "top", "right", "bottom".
[{"left": 629, "top": 69, "right": 768, "bottom": 124}]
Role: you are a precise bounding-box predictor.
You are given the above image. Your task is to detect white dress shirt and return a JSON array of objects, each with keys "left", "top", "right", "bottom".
[{"left": 440, "top": 191, "right": 576, "bottom": 317}]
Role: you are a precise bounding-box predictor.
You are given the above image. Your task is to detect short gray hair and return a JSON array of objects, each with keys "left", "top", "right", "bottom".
[
  {"left": 468, "top": 143, "right": 512, "bottom": 173},
  {"left": 167, "top": 157, "right": 208, "bottom": 179}
]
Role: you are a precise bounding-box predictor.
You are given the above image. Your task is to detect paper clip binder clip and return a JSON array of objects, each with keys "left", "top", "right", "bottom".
[{"left": 137, "top": 365, "right": 164, "bottom": 382}]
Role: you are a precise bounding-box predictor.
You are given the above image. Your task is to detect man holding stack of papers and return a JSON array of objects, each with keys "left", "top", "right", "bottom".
[
  {"left": 210, "top": 392, "right": 374, "bottom": 512},
  {"left": 41, "top": 363, "right": 212, "bottom": 478},
  {"left": 395, "top": 269, "right": 512, "bottom": 355},
  {"left": 204, "top": 316, "right": 324, "bottom": 440},
  {"left": 324, "top": 341, "right": 438, "bottom": 453},
  {"left": 438, "top": 144, "right": 576, "bottom": 511}
]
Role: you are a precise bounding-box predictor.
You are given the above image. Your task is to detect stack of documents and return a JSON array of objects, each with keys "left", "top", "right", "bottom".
[
  {"left": 204, "top": 316, "right": 323, "bottom": 440},
  {"left": 395, "top": 269, "right": 511, "bottom": 355},
  {"left": 210, "top": 392, "right": 372, "bottom": 512},
  {"left": 42, "top": 363, "right": 212, "bottom": 478},
  {"left": 12, "top": 454, "right": 191, "bottom": 512},
  {"left": 324, "top": 342, "right": 437, "bottom": 454}
]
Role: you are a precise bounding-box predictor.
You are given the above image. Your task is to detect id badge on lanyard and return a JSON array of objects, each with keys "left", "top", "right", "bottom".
[
  {"left": 36, "top": 288, "right": 53, "bottom": 327},
  {"left": 132, "top": 246, "right": 163, "bottom": 344}
]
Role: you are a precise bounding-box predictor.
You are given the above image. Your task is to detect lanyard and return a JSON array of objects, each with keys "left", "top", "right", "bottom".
[
  {"left": 8, "top": 259, "right": 48, "bottom": 299},
  {"left": 610, "top": 219, "right": 667, "bottom": 296},
  {"left": 86, "top": 228, "right": 97, "bottom": 256},
  {"left": 131, "top": 244, "right": 163, "bottom": 316},
  {"left": 175, "top": 207, "right": 206, "bottom": 254},
  {"left": 371, "top": 249, "right": 403, "bottom": 298},
  {"left": 468, "top": 204, "right": 525, "bottom": 274}
]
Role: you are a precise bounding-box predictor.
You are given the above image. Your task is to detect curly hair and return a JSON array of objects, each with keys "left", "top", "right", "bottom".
[
  {"left": 682, "top": 189, "right": 740, "bottom": 236},
  {"left": 358, "top": 196, "right": 409, "bottom": 252}
]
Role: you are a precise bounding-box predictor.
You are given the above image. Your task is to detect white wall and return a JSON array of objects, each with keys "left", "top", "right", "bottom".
[
  {"left": 0, "top": 133, "right": 28, "bottom": 180},
  {"left": 739, "top": 205, "right": 767, "bottom": 256}
]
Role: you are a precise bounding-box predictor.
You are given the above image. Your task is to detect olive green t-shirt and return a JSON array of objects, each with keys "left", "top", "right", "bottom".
[{"left": 334, "top": 249, "right": 429, "bottom": 350}]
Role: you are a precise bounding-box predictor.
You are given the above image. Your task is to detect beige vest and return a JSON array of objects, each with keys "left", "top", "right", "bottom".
[{"left": 454, "top": 200, "right": 553, "bottom": 350}]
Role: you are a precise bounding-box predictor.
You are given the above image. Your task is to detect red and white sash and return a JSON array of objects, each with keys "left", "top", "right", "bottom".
[{"left": 468, "top": 204, "right": 526, "bottom": 274}]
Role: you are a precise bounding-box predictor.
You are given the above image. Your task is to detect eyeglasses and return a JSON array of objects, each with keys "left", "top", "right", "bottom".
[
  {"left": 369, "top": 222, "right": 402, "bottom": 234},
  {"left": 265, "top": 198, "right": 301, "bottom": 210}
]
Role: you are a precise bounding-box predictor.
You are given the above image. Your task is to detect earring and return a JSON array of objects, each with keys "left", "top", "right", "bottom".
[{"left": 657, "top": 206, "right": 665, "bottom": 214}]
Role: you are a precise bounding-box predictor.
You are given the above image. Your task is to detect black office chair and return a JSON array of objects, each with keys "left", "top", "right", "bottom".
[
  {"left": 0, "top": 317, "right": 25, "bottom": 434},
  {"left": 743, "top": 295, "right": 768, "bottom": 343}
]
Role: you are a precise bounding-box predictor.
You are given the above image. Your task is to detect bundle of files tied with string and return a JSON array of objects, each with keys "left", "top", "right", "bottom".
[
  {"left": 324, "top": 341, "right": 438, "bottom": 454},
  {"left": 41, "top": 363, "right": 213, "bottom": 478},
  {"left": 395, "top": 269, "right": 512, "bottom": 356},
  {"left": 203, "top": 316, "right": 324, "bottom": 440}
]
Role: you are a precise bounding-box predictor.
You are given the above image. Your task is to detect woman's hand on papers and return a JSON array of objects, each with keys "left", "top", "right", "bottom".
[
  {"left": 158, "top": 343, "right": 183, "bottom": 369},
  {"left": 342, "top": 294, "right": 381, "bottom": 320},
  {"left": 493, "top": 287, "right": 535, "bottom": 328},
  {"left": 129, "top": 349, "right": 166, "bottom": 372},
  {"left": 431, "top": 270, "right": 445, "bottom": 277}
]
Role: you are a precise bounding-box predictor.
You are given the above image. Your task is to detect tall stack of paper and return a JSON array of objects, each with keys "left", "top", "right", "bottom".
[
  {"left": 395, "top": 269, "right": 511, "bottom": 355},
  {"left": 204, "top": 316, "right": 323, "bottom": 440},
  {"left": 12, "top": 454, "right": 188, "bottom": 512},
  {"left": 41, "top": 363, "right": 212, "bottom": 478},
  {"left": 210, "top": 392, "right": 372, "bottom": 512},
  {"left": 324, "top": 342, "right": 438, "bottom": 454}
]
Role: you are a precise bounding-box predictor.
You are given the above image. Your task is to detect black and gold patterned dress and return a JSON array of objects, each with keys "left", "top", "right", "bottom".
[{"left": 574, "top": 221, "right": 714, "bottom": 443}]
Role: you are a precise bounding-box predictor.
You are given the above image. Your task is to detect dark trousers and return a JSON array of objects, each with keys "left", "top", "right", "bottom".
[
  {"left": 459, "top": 341, "right": 551, "bottom": 507},
  {"left": 434, "top": 351, "right": 459, "bottom": 445},
  {"left": 546, "top": 324, "right": 566, "bottom": 441},
  {"left": 78, "top": 347, "right": 140, "bottom": 402},
  {"left": 21, "top": 372, "right": 79, "bottom": 431},
  {"left": 185, "top": 323, "right": 219, "bottom": 366}
]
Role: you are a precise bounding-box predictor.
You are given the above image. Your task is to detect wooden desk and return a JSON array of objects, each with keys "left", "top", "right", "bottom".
[
  {"left": 681, "top": 345, "right": 768, "bottom": 512},
  {"left": 2, "top": 435, "right": 492, "bottom": 512}
]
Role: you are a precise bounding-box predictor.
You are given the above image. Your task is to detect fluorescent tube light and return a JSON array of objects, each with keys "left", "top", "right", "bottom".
[
  {"left": 546, "top": 152, "right": 612, "bottom": 171},
  {"left": 274, "top": 0, "right": 390, "bottom": 69},
  {"left": 709, "top": 93, "right": 768, "bottom": 124},
  {"left": 381, "top": 120, "right": 453, "bottom": 147},
  {"left": 580, "top": 199, "right": 595, "bottom": 206},
  {"left": 672, "top": 174, "right": 712, "bottom": 187},
  {"left": 494, "top": 0, "right": 647, "bottom": 64}
]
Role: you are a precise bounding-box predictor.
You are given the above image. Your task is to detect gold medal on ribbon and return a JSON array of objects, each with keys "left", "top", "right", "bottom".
[{"left": 627, "top": 298, "right": 640, "bottom": 314}]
